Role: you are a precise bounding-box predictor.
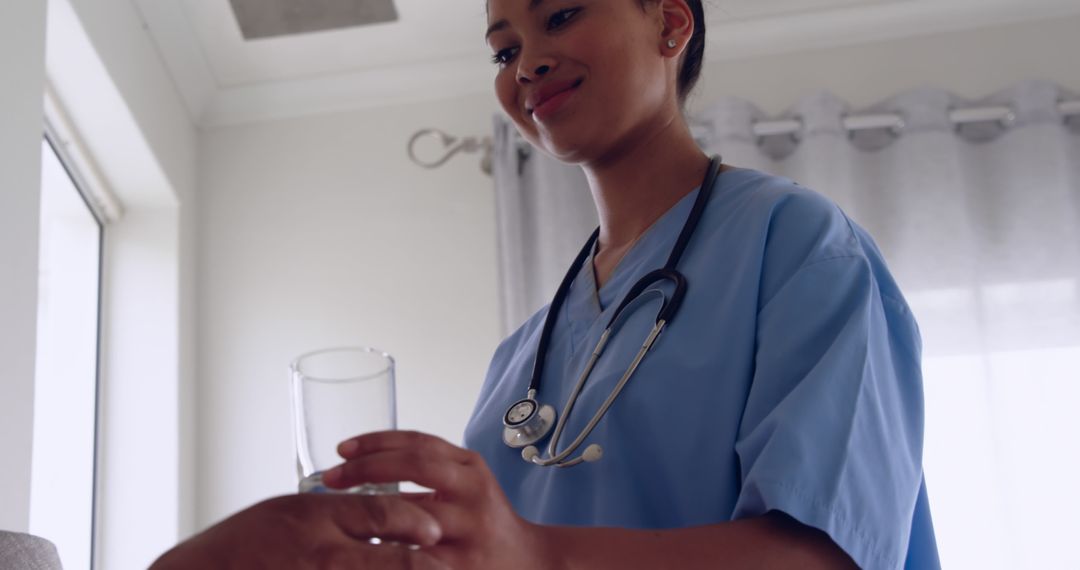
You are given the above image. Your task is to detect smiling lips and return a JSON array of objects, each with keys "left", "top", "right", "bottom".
[{"left": 526, "top": 78, "right": 584, "bottom": 121}]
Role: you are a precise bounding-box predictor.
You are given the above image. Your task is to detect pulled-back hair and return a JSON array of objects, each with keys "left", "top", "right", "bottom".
[{"left": 640, "top": 0, "right": 706, "bottom": 104}]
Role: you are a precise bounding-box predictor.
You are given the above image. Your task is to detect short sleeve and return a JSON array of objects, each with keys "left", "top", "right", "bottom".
[{"left": 732, "top": 246, "right": 925, "bottom": 568}]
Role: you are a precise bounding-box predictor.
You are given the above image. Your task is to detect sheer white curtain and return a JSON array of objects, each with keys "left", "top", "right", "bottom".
[{"left": 491, "top": 80, "right": 1080, "bottom": 569}]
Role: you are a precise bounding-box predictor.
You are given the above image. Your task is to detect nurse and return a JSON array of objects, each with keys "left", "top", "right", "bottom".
[{"left": 324, "top": 0, "right": 940, "bottom": 569}]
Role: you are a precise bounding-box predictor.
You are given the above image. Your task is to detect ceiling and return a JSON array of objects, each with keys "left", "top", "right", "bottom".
[{"left": 131, "top": 0, "right": 1080, "bottom": 127}]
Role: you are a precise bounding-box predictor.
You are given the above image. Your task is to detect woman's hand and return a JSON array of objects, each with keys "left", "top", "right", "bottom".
[
  {"left": 324, "top": 431, "right": 555, "bottom": 570},
  {"left": 150, "top": 493, "right": 448, "bottom": 570}
]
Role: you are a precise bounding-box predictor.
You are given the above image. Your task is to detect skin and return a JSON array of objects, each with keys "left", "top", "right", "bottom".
[{"left": 148, "top": 494, "right": 449, "bottom": 570}]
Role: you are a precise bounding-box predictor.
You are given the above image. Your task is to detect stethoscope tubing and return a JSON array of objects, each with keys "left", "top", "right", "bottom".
[
  {"left": 533, "top": 317, "right": 667, "bottom": 467},
  {"left": 510, "top": 156, "right": 723, "bottom": 468}
]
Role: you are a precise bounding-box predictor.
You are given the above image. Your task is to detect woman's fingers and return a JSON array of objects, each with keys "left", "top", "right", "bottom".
[
  {"left": 324, "top": 431, "right": 515, "bottom": 550},
  {"left": 338, "top": 431, "right": 475, "bottom": 465},
  {"left": 323, "top": 448, "right": 479, "bottom": 499},
  {"left": 329, "top": 431, "right": 489, "bottom": 500}
]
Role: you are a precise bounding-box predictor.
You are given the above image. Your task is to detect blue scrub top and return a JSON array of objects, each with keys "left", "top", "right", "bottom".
[{"left": 464, "top": 168, "right": 940, "bottom": 569}]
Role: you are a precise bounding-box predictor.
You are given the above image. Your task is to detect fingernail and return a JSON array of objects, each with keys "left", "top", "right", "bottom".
[
  {"left": 338, "top": 440, "right": 358, "bottom": 457},
  {"left": 421, "top": 520, "right": 442, "bottom": 546}
]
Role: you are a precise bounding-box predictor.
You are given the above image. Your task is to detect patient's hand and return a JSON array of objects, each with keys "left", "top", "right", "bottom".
[{"left": 150, "top": 493, "right": 448, "bottom": 569}]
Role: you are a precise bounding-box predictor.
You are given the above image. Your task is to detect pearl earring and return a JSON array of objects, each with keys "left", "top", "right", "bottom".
[{"left": 667, "top": 39, "right": 677, "bottom": 49}]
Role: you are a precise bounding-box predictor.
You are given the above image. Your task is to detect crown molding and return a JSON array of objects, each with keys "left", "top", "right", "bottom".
[
  {"left": 132, "top": 0, "right": 217, "bottom": 123},
  {"left": 201, "top": 56, "right": 497, "bottom": 127},
  {"left": 150, "top": 0, "right": 1080, "bottom": 128}
]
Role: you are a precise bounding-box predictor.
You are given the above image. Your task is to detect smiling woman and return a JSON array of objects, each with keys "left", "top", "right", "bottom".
[
  {"left": 154, "top": 1, "right": 940, "bottom": 568},
  {"left": 445, "top": 0, "right": 933, "bottom": 568},
  {"left": 330, "top": 0, "right": 934, "bottom": 568},
  {"left": 485, "top": 0, "right": 705, "bottom": 166}
]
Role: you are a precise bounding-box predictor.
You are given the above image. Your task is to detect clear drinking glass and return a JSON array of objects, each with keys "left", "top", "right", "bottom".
[{"left": 290, "top": 346, "right": 399, "bottom": 494}]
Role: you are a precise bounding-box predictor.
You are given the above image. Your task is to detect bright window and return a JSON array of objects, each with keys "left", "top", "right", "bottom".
[
  {"left": 30, "top": 136, "right": 103, "bottom": 570},
  {"left": 912, "top": 281, "right": 1080, "bottom": 569}
]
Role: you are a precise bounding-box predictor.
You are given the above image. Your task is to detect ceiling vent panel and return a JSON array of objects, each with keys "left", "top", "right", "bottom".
[{"left": 228, "top": 0, "right": 399, "bottom": 40}]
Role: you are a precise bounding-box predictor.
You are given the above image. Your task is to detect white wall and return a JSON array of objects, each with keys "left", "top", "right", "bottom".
[
  {"left": 0, "top": 0, "right": 47, "bottom": 534},
  {"left": 194, "top": 14, "right": 1080, "bottom": 531},
  {"left": 97, "top": 208, "right": 181, "bottom": 569},
  {"left": 197, "top": 93, "right": 504, "bottom": 527}
]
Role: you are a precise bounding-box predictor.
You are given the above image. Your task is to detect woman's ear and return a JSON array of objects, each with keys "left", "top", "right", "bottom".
[{"left": 657, "top": 0, "right": 694, "bottom": 56}]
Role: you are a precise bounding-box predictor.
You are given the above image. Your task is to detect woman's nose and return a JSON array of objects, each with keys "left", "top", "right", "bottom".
[{"left": 517, "top": 55, "right": 557, "bottom": 84}]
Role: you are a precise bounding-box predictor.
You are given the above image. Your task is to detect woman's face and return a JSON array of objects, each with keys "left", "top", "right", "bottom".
[{"left": 486, "top": 0, "right": 675, "bottom": 163}]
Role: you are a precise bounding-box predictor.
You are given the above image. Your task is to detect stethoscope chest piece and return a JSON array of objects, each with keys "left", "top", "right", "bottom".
[{"left": 502, "top": 397, "right": 556, "bottom": 448}]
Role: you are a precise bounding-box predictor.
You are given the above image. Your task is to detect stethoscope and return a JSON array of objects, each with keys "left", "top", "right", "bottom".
[{"left": 502, "top": 156, "right": 723, "bottom": 468}]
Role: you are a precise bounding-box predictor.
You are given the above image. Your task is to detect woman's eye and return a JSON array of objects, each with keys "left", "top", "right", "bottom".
[
  {"left": 491, "top": 47, "right": 519, "bottom": 66},
  {"left": 489, "top": 8, "right": 579, "bottom": 67},
  {"left": 546, "top": 8, "right": 581, "bottom": 31}
]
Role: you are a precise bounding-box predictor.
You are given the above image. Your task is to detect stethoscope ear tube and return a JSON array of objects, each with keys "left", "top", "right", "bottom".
[
  {"left": 659, "top": 271, "right": 688, "bottom": 324},
  {"left": 529, "top": 317, "right": 668, "bottom": 467},
  {"left": 605, "top": 269, "right": 688, "bottom": 330}
]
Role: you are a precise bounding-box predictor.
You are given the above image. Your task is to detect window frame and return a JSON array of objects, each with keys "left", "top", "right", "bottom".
[{"left": 35, "top": 121, "right": 107, "bottom": 570}]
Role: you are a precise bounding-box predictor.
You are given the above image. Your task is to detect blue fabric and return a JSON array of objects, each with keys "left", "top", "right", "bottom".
[{"left": 464, "top": 168, "right": 940, "bottom": 569}]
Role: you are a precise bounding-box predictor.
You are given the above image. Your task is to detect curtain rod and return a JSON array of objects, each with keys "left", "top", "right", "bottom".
[
  {"left": 744, "top": 101, "right": 1080, "bottom": 138},
  {"left": 408, "top": 100, "right": 1080, "bottom": 173}
]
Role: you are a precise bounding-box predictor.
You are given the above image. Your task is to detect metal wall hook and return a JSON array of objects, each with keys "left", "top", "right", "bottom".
[{"left": 407, "top": 128, "right": 493, "bottom": 175}]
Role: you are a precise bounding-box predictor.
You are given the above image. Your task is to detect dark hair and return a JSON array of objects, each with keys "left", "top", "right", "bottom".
[{"left": 640, "top": 0, "right": 706, "bottom": 104}]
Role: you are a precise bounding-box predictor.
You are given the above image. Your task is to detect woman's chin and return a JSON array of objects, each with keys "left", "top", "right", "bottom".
[{"left": 534, "top": 131, "right": 602, "bottom": 165}]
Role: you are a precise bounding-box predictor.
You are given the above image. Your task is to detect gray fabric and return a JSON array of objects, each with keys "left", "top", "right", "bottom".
[
  {"left": 0, "top": 531, "right": 63, "bottom": 570},
  {"left": 491, "top": 80, "right": 1080, "bottom": 336},
  {"left": 491, "top": 116, "right": 597, "bottom": 335}
]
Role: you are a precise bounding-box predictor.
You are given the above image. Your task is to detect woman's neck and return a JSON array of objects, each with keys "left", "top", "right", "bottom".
[{"left": 581, "top": 116, "right": 711, "bottom": 254}]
